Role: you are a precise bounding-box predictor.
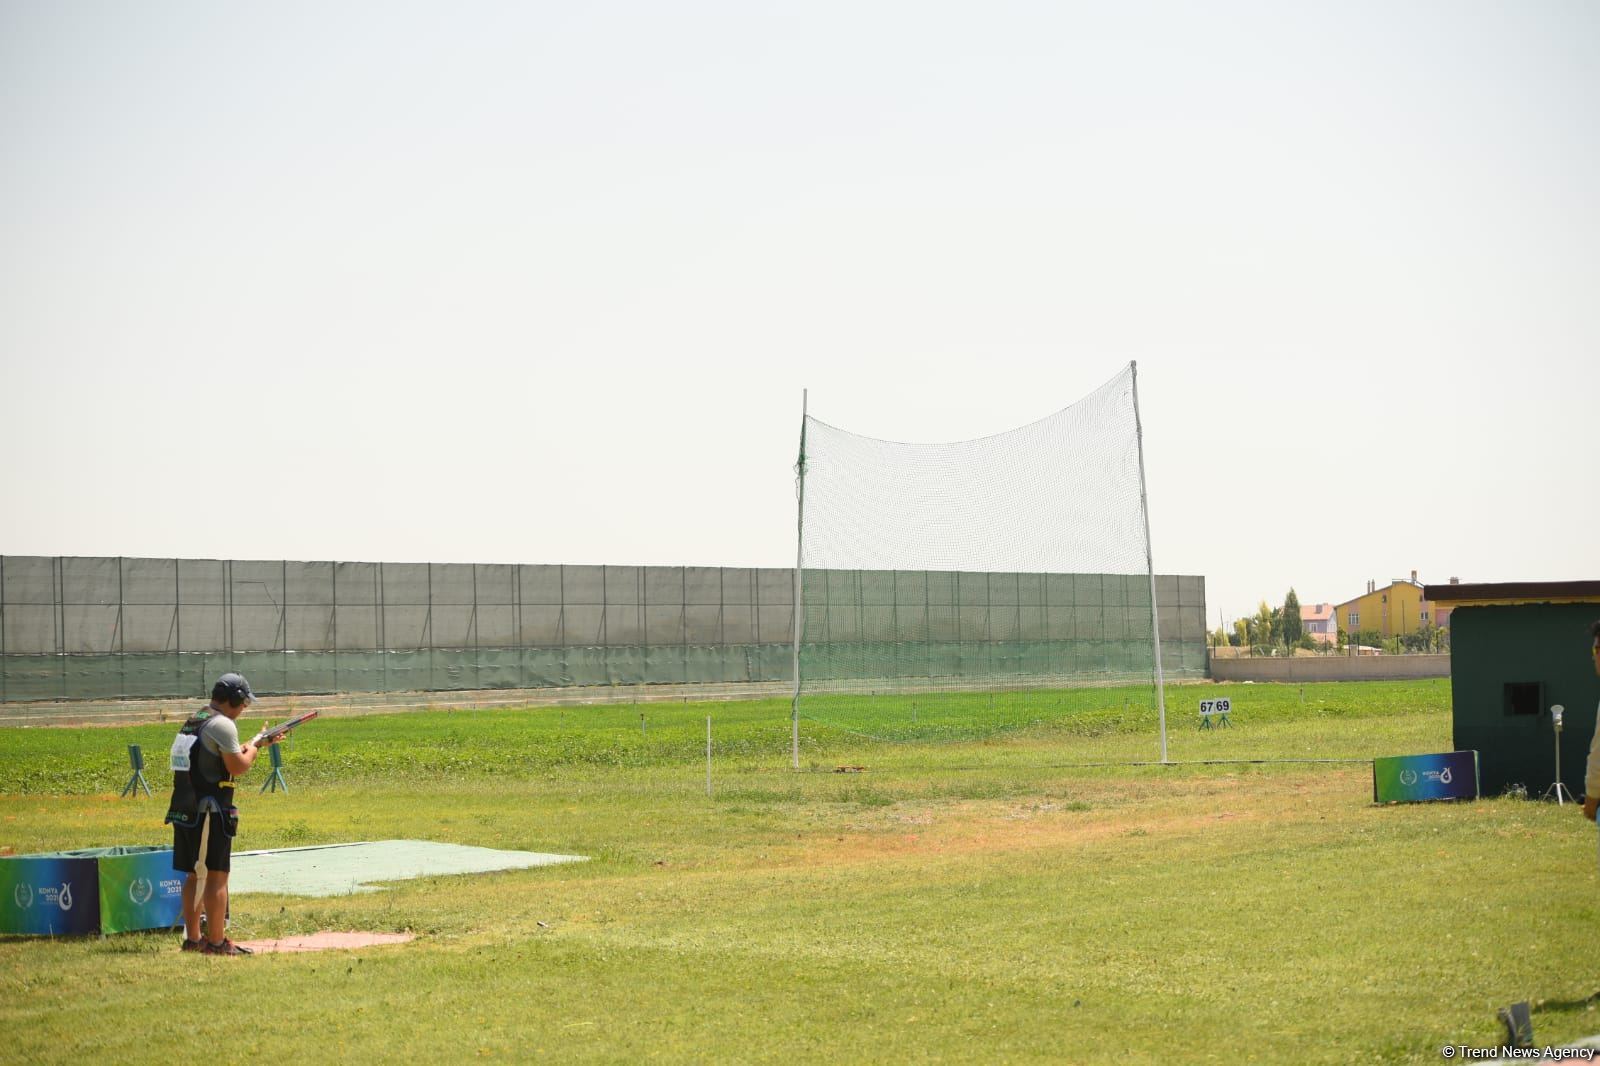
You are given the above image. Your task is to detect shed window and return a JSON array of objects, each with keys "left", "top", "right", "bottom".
[{"left": 1504, "top": 682, "right": 1543, "bottom": 717}]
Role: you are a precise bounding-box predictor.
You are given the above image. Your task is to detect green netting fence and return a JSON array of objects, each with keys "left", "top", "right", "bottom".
[{"left": 0, "top": 556, "right": 1205, "bottom": 703}]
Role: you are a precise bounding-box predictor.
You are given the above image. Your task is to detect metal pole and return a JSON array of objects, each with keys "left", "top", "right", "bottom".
[
  {"left": 1013, "top": 572, "right": 1022, "bottom": 682},
  {"left": 173, "top": 558, "right": 181, "bottom": 696},
  {"left": 1130, "top": 362, "right": 1169, "bottom": 763},
  {"left": 984, "top": 571, "right": 993, "bottom": 677},
  {"left": 117, "top": 556, "right": 126, "bottom": 699},
  {"left": 923, "top": 569, "right": 931, "bottom": 685},
  {"left": 855, "top": 569, "right": 863, "bottom": 677},
  {"left": 790, "top": 388, "right": 808, "bottom": 771},
  {"left": 1043, "top": 568, "right": 1051, "bottom": 680},
  {"left": 53, "top": 557, "right": 66, "bottom": 700},
  {"left": 1553, "top": 724, "right": 1564, "bottom": 805},
  {"left": 1, "top": 555, "right": 7, "bottom": 705},
  {"left": 558, "top": 563, "right": 569, "bottom": 684},
  {"left": 891, "top": 569, "right": 899, "bottom": 693},
  {"left": 378, "top": 562, "right": 388, "bottom": 694},
  {"left": 1100, "top": 574, "right": 1109, "bottom": 674},
  {"left": 426, "top": 562, "right": 434, "bottom": 691},
  {"left": 56, "top": 558, "right": 65, "bottom": 697}
]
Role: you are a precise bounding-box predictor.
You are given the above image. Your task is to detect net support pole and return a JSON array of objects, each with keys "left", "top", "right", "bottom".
[
  {"left": 1130, "top": 361, "right": 1169, "bottom": 763},
  {"left": 790, "top": 389, "right": 808, "bottom": 771}
]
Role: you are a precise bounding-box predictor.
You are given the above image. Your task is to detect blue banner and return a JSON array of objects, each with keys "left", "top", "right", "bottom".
[
  {"left": 0, "top": 856, "right": 101, "bottom": 936},
  {"left": 1373, "top": 751, "right": 1480, "bottom": 803}
]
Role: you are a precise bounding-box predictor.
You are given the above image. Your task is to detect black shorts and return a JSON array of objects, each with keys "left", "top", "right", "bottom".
[{"left": 171, "top": 810, "right": 236, "bottom": 874}]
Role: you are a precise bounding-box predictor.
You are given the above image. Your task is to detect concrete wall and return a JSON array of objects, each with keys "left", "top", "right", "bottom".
[{"left": 1209, "top": 653, "right": 1449, "bottom": 683}]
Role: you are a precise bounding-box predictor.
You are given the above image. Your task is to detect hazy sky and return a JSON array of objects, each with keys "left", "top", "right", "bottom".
[{"left": 2, "top": 1, "right": 1595, "bottom": 625}]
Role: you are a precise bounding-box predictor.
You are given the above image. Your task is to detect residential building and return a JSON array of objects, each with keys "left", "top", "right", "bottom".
[
  {"left": 1299, "top": 602, "right": 1336, "bottom": 643},
  {"left": 1334, "top": 570, "right": 1452, "bottom": 637}
]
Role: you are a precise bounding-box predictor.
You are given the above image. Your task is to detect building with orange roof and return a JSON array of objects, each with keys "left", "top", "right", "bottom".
[{"left": 1299, "top": 602, "right": 1336, "bottom": 643}]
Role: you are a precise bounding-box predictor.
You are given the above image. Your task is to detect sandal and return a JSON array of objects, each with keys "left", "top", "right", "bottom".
[
  {"left": 180, "top": 938, "right": 203, "bottom": 952},
  {"left": 201, "top": 939, "right": 254, "bottom": 956}
]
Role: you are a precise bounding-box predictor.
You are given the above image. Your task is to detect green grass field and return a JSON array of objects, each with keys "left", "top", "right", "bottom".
[{"left": 2, "top": 680, "right": 1597, "bottom": 1063}]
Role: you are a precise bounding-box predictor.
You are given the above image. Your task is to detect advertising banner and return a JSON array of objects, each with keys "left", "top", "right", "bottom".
[
  {"left": 1, "top": 847, "right": 182, "bottom": 936},
  {"left": 0, "top": 855, "right": 101, "bottom": 936},
  {"left": 97, "top": 848, "right": 184, "bottom": 935},
  {"left": 1373, "top": 751, "right": 1480, "bottom": 804}
]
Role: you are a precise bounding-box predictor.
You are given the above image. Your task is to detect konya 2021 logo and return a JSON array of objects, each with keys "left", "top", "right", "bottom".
[
  {"left": 14, "top": 882, "right": 73, "bottom": 911},
  {"left": 128, "top": 878, "right": 154, "bottom": 905}
]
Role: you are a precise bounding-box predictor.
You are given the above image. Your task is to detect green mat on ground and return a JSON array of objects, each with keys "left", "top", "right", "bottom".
[{"left": 228, "top": 840, "right": 586, "bottom": 897}]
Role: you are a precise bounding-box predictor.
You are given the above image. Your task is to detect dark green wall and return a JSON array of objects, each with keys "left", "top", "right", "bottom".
[{"left": 1451, "top": 604, "right": 1600, "bottom": 796}]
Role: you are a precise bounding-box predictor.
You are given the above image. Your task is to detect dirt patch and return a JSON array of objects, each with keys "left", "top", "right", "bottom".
[
  {"left": 234, "top": 931, "right": 416, "bottom": 953},
  {"left": 769, "top": 767, "right": 1367, "bottom": 870}
]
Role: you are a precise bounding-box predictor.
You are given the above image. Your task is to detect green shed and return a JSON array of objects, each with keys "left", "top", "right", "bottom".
[{"left": 1425, "top": 582, "right": 1600, "bottom": 798}]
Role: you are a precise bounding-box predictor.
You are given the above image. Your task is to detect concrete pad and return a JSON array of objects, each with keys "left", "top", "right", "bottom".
[
  {"left": 229, "top": 840, "right": 587, "bottom": 897},
  {"left": 235, "top": 931, "right": 416, "bottom": 953}
]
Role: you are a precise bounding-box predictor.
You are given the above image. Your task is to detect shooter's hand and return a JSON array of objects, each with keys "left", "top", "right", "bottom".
[{"left": 1583, "top": 796, "right": 1598, "bottom": 823}]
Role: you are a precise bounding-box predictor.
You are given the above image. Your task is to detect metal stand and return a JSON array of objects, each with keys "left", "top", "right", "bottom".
[
  {"left": 260, "top": 743, "right": 290, "bottom": 794},
  {"left": 120, "top": 744, "right": 152, "bottom": 798},
  {"left": 1197, "top": 698, "right": 1232, "bottom": 730},
  {"left": 1541, "top": 706, "right": 1575, "bottom": 805}
]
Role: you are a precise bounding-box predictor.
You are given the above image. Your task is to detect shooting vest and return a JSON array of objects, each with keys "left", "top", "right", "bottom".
[{"left": 164, "top": 709, "right": 237, "bottom": 828}]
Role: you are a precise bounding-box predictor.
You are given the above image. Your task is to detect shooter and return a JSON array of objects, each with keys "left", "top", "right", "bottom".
[{"left": 163, "top": 672, "right": 289, "bottom": 956}]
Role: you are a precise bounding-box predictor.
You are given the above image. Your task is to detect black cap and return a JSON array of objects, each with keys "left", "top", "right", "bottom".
[{"left": 212, "top": 672, "right": 257, "bottom": 705}]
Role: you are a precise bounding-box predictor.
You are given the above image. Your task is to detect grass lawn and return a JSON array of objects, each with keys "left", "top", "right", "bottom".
[{"left": 1, "top": 679, "right": 1597, "bottom": 1063}]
